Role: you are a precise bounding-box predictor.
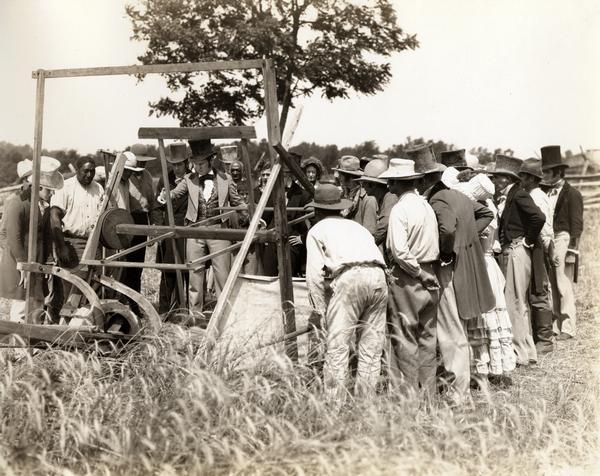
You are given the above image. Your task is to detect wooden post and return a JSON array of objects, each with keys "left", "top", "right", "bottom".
[
  {"left": 240, "top": 139, "right": 256, "bottom": 217},
  {"left": 157, "top": 139, "right": 187, "bottom": 308},
  {"left": 25, "top": 70, "right": 46, "bottom": 321},
  {"left": 263, "top": 59, "right": 297, "bottom": 361}
]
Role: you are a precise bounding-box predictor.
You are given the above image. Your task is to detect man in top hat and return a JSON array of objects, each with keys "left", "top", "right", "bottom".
[
  {"left": 153, "top": 142, "right": 189, "bottom": 315},
  {"left": 333, "top": 155, "right": 377, "bottom": 235},
  {"left": 490, "top": 155, "right": 546, "bottom": 366},
  {"left": 519, "top": 158, "right": 556, "bottom": 354},
  {"left": 380, "top": 159, "right": 440, "bottom": 396},
  {"left": 51, "top": 156, "right": 104, "bottom": 260},
  {"left": 305, "top": 183, "right": 388, "bottom": 402},
  {"left": 405, "top": 144, "right": 447, "bottom": 197},
  {"left": 440, "top": 149, "right": 472, "bottom": 171},
  {"left": 169, "top": 139, "right": 244, "bottom": 312},
  {"left": 356, "top": 158, "right": 398, "bottom": 252},
  {"left": 540, "top": 145, "right": 583, "bottom": 340}
]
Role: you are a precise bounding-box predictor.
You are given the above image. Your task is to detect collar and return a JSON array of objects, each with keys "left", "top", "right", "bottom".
[{"left": 500, "top": 183, "right": 515, "bottom": 196}]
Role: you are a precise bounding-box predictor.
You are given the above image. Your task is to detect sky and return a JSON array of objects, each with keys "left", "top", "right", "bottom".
[{"left": 0, "top": 0, "right": 599, "bottom": 158}]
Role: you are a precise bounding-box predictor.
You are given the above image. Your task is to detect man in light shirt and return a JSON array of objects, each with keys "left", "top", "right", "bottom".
[
  {"left": 519, "top": 158, "right": 555, "bottom": 355},
  {"left": 51, "top": 156, "right": 104, "bottom": 260},
  {"left": 305, "top": 183, "right": 388, "bottom": 402},
  {"left": 381, "top": 159, "right": 440, "bottom": 397}
]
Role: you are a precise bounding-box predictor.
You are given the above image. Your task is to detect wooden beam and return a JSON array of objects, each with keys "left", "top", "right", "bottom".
[
  {"left": 25, "top": 71, "right": 46, "bottom": 323},
  {"left": 82, "top": 260, "right": 189, "bottom": 271},
  {"left": 240, "top": 139, "right": 256, "bottom": 217},
  {"left": 187, "top": 241, "right": 248, "bottom": 270},
  {"left": 139, "top": 126, "right": 256, "bottom": 140},
  {"left": 32, "top": 59, "right": 264, "bottom": 79},
  {"left": 102, "top": 232, "right": 174, "bottom": 263},
  {"left": 115, "top": 223, "right": 276, "bottom": 242},
  {"left": 217, "top": 206, "right": 308, "bottom": 212},
  {"left": 157, "top": 138, "right": 187, "bottom": 309},
  {"left": 263, "top": 59, "right": 298, "bottom": 361},
  {"left": 273, "top": 143, "right": 315, "bottom": 196},
  {"left": 207, "top": 163, "right": 283, "bottom": 340}
]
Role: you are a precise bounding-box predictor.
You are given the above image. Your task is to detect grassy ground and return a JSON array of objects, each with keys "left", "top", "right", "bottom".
[{"left": 0, "top": 213, "right": 598, "bottom": 475}]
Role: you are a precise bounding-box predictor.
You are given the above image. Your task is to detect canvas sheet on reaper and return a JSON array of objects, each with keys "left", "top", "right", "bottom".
[{"left": 214, "top": 275, "right": 311, "bottom": 366}]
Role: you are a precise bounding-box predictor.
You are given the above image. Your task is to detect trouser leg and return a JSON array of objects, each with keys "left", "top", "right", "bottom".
[
  {"left": 503, "top": 243, "right": 537, "bottom": 364},
  {"left": 551, "top": 232, "right": 577, "bottom": 336},
  {"left": 436, "top": 264, "right": 470, "bottom": 403},
  {"left": 187, "top": 238, "right": 207, "bottom": 312},
  {"left": 206, "top": 239, "right": 232, "bottom": 298}
]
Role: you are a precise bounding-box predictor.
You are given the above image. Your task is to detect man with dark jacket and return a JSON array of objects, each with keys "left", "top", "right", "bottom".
[
  {"left": 541, "top": 145, "right": 584, "bottom": 340},
  {"left": 491, "top": 155, "right": 546, "bottom": 366}
]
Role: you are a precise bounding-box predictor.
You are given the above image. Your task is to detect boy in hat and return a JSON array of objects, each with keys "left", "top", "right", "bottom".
[
  {"left": 381, "top": 159, "right": 440, "bottom": 396},
  {"left": 519, "top": 158, "right": 555, "bottom": 354},
  {"left": 540, "top": 145, "right": 583, "bottom": 340},
  {"left": 332, "top": 155, "right": 377, "bottom": 235},
  {"left": 168, "top": 139, "right": 244, "bottom": 312},
  {"left": 490, "top": 155, "right": 546, "bottom": 366},
  {"left": 305, "top": 183, "right": 387, "bottom": 402}
]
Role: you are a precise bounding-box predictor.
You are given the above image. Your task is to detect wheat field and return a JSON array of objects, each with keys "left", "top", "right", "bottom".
[{"left": 0, "top": 212, "right": 599, "bottom": 475}]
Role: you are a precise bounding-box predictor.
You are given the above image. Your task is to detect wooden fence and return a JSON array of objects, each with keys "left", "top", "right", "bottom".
[{"left": 567, "top": 173, "right": 600, "bottom": 210}]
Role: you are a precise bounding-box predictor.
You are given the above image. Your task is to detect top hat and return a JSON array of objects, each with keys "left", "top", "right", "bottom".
[
  {"left": 332, "top": 155, "right": 363, "bottom": 177},
  {"left": 356, "top": 159, "right": 389, "bottom": 185},
  {"left": 453, "top": 174, "right": 495, "bottom": 202},
  {"left": 519, "top": 158, "right": 543, "bottom": 179},
  {"left": 130, "top": 143, "right": 156, "bottom": 162},
  {"left": 168, "top": 143, "right": 189, "bottom": 164},
  {"left": 189, "top": 139, "right": 215, "bottom": 161},
  {"left": 406, "top": 144, "right": 446, "bottom": 175},
  {"left": 305, "top": 183, "right": 353, "bottom": 210},
  {"left": 122, "top": 151, "right": 144, "bottom": 172},
  {"left": 492, "top": 155, "right": 522, "bottom": 179},
  {"left": 440, "top": 149, "right": 470, "bottom": 169},
  {"left": 540, "top": 145, "right": 568, "bottom": 171},
  {"left": 379, "top": 158, "right": 424, "bottom": 180}
]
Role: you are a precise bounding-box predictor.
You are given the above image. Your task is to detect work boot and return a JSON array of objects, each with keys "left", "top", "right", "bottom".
[{"left": 532, "top": 309, "right": 554, "bottom": 355}]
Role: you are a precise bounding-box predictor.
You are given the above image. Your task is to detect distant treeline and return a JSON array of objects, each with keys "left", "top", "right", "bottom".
[{"left": 2, "top": 138, "right": 572, "bottom": 188}]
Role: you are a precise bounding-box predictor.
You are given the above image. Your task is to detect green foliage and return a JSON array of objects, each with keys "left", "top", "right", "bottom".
[{"left": 126, "top": 0, "right": 418, "bottom": 130}]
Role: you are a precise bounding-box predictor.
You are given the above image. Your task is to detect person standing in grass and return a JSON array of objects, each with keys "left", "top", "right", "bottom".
[
  {"left": 540, "top": 145, "right": 584, "bottom": 341},
  {"left": 305, "top": 183, "right": 388, "bottom": 402},
  {"left": 382, "top": 159, "right": 440, "bottom": 397}
]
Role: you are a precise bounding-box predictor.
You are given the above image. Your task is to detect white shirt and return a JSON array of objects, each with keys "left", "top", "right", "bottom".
[
  {"left": 529, "top": 187, "right": 554, "bottom": 249},
  {"left": 386, "top": 190, "right": 439, "bottom": 278},
  {"left": 306, "top": 216, "right": 385, "bottom": 315},
  {"left": 51, "top": 176, "right": 104, "bottom": 238},
  {"left": 546, "top": 179, "right": 564, "bottom": 216}
]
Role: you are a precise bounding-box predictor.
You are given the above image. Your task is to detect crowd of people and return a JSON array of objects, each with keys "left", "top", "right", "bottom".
[{"left": 0, "top": 139, "right": 584, "bottom": 406}]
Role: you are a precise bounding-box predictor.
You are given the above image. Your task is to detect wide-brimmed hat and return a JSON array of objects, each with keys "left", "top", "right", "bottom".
[
  {"left": 17, "top": 156, "right": 61, "bottom": 180},
  {"left": 453, "top": 174, "right": 495, "bottom": 202},
  {"left": 357, "top": 158, "right": 391, "bottom": 185},
  {"left": 492, "top": 155, "right": 522, "bottom": 179},
  {"left": 332, "top": 155, "right": 363, "bottom": 177},
  {"left": 28, "top": 169, "right": 64, "bottom": 190},
  {"left": 168, "top": 143, "right": 189, "bottom": 164},
  {"left": 130, "top": 143, "right": 156, "bottom": 162},
  {"left": 301, "top": 156, "right": 324, "bottom": 175},
  {"left": 540, "top": 145, "right": 568, "bottom": 171},
  {"left": 519, "top": 158, "right": 543, "bottom": 179},
  {"left": 379, "top": 158, "right": 424, "bottom": 180},
  {"left": 122, "top": 151, "right": 144, "bottom": 172},
  {"left": 440, "top": 149, "right": 471, "bottom": 170},
  {"left": 406, "top": 144, "right": 446, "bottom": 175},
  {"left": 189, "top": 139, "right": 215, "bottom": 161},
  {"left": 305, "top": 183, "right": 353, "bottom": 210}
]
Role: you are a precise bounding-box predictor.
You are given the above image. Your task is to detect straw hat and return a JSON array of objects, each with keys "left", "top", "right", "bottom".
[
  {"left": 168, "top": 143, "right": 189, "bottom": 164},
  {"left": 492, "top": 155, "right": 522, "bottom": 179},
  {"left": 305, "top": 183, "right": 353, "bottom": 210},
  {"left": 540, "top": 145, "right": 568, "bottom": 171},
  {"left": 17, "top": 156, "right": 61, "bottom": 179},
  {"left": 379, "top": 158, "right": 424, "bottom": 180},
  {"left": 519, "top": 158, "right": 543, "bottom": 179},
  {"left": 356, "top": 159, "right": 389, "bottom": 185},
  {"left": 332, "top": 155, "right": 363, "bottom": 177},
  {"left": 220, "top": 145, "right": 238, "bottom": 164},
  {"left": 130, "top": 143, "right": 156, "bottom": 162},
  {"left": 28, "top": 169, "right": 64, "bottom": 190},
  {"left": 406, "top": 144, "right": 446, "bottom": 175},
  {"left": 122, "top": 151, "right": 144, "bottom": 172}
]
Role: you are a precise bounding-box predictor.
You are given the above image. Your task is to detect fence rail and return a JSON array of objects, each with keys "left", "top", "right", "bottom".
[{"left": 567, "top": 173, "right": 600, "bottom": 210}]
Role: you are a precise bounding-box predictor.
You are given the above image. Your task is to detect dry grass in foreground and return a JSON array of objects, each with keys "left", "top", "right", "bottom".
[{"left": 0, "top": 212, "right": 599, "bottom": 475}]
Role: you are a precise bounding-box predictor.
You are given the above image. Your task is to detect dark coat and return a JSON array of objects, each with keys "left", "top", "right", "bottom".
[
  {"left": 553, "top": 181, "right": 583, "bottom": 241},
  {"left": 429, "top": 188, "right": 496, "bottom": 319},
  {"left": 498, "top": 185, "right": 545, "bottom": 246}
]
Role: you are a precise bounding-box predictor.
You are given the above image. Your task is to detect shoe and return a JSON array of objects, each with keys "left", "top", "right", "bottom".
[
  {"left": 556, "top": 332, "right": 573, "bottom": 341},
  {"left": 536, "top": 342, "right": 554, "bottom": 355}
]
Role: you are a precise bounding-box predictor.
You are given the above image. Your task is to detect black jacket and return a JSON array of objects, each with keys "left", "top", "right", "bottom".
[
  {"left": 553, "top": 181, "right": 583, "bottom": 240},
  {"left": 499, "top": 184, "right": 545, "bottom": 246}
]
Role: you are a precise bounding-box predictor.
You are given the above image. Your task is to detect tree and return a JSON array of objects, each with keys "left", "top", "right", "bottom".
[{"left": 126, "top": 0, "right": 418, "bottom": 132}]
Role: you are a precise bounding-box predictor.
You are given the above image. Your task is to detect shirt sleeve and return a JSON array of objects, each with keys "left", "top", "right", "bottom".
[
  {"left": 50, "top": 186, "right": 67, "bottom": 212},
  {"left": 170, "top": 175, "right": 189, "bottom": 201},
  {"left": 361, "top": 195, "right": 378, "bottom": 236},
  {"left": 305, "top": 229, "right": 328, "bottom": 317},
  {"left": 387, "top": 206, "right": 421, "bottom": 278}
]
